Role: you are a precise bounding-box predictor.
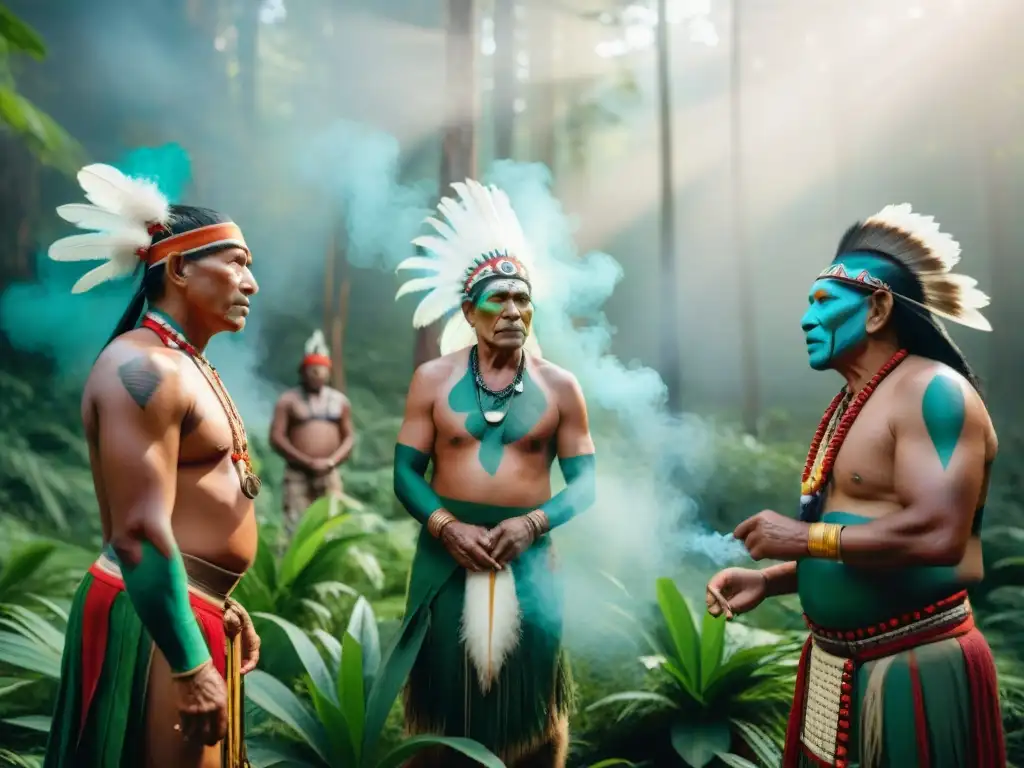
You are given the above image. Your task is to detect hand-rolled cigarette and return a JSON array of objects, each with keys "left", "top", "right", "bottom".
[{"left": 707, "top": 585, "right": 734, "bottom": 620}]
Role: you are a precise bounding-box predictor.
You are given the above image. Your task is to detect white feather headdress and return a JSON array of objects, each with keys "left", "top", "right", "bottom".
[
  {"left": 396, "top": 179, "right": 541, "bottom": 355},
  {"left": 305, "top": 330, "right": 330, "bottom": 357},
  {"left": 48, "top": 164, "right": 172, "bottom": 294},
  {"left": 826, "top": 203, "right": 991, "bottom": 332}
]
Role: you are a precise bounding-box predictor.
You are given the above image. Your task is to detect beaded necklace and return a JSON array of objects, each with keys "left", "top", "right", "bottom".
[
  {"left": 799, "top": 349, "right": 908, "bottom": 517},
  {"left": 141, "top": 311, "right": 262, "bottom": 499}
]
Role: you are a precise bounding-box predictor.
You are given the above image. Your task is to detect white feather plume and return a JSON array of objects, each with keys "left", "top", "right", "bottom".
[
  {"left": 47, "top": 163, "right": 172, "bottom": 293},
  {"left": 396, "top": 179, "right": 540, "bottom": 354},
  {"left": 305, "top": 329, "right": 330, "bottom": 357},
  {"left": 461, "top": 569, "right": 522, "bottom": 694}
]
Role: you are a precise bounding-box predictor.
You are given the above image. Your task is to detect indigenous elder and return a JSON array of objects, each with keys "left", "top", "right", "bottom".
[
  {"left": 706, "top": 205, "right": 1003, "bottom": 768},
  {"left": 43, "top": 163, "right": 262, "bottom": 768},
  {"left": 368, "top": 180, "right": 596, "bottom": 768},
  {"left": 269, "top": 329, "right": 354, "bottom": 532}
]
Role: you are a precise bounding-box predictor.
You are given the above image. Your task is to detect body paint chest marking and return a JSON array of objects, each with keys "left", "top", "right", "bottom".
[{"left": 448, "top": 365, "right": 548, "bottom": 476}]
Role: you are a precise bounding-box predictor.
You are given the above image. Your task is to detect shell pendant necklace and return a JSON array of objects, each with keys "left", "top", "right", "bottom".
[{"left": 470, "top": 345, "right": 525, "bottom": 425}]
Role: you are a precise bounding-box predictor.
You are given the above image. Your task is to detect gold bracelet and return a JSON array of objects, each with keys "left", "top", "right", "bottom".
[
  {"left": 427, "top": 510, "right": 456, "bottom": 539},
  {"left": 526, "top": 510, "right": 550, "bottom": 539},
  {"left": 807, "top": 522, "right": 844, "bottom": 560}
]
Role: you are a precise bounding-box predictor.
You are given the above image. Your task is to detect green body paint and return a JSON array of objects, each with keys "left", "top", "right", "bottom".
[
  {"left": 922, "top": 374, "right": 966, "bottom": 469},
  {"left": 448, "top": 365, "right": 547, "bottom": 475}
]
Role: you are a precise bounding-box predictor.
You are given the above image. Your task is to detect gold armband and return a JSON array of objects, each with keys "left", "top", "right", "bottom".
[
  {"left": 807, "top": 522, "right": 844, "bottom": 560},
  {"left": 427, "top": 510, "right": 457, "bottom": 539},
  {"left": 524, "top": 510, "right": 550, "bottom": 540}
]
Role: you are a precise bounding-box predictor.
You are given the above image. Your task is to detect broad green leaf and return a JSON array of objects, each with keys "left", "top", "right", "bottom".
[
  {"left": 310, "top": 683, "right": 356, "bottom": 766},
  {"left": 312, "top": 628, "right": 342, "bottom": 676},
  {"left": 0, "top": 630, "right": 61, "bottom": 677},
  {"left": 346, "top": 596, "right": 381, "bottom": 684},
  {"left": 285, "top": 498, "right": 333, "bottom": 562},
  {"left": 0, "top": 541, "right": 56, "bottom": 599},
  {"left": 30, "top": 593, "right": 69, "bottom": 622},
  {"left": 0, "top": 6, "right": 46, "bottom": 59},
  {"left": 699, "top": 611, "right": 726, "bottom": 693},
  {"left": 670, "top": 719, "right": 732, "bottom": 768},
  {"left": 280, "top": 512, "right": 354, "bottom": 587},
  {"left": 2, "top": 714, "right": 51, "bottom": 732},
  {"left": 244, "top": 670, "right": 333, "bottom": 764},
  {"left": 339, "top": 631, "right": 365, "bottom": 763},
  {"left": 585, "top": 690, "right": 679, "bottom": 713},
  {"left": 656, "top": 578, "right": 700, "bottom": 690},
  {"left": 730, "top": 718, "right": 783, "bottom": 766},
  {"left": 2, "top": 603, "right": 66, "bottom": 649},
  {"left": 375, "top": 734, "right": 505, "bottom": 768},
  {"left": 715, "top": 753, "right": 761, "bottom": 768},
  {"left": 0, "top": 677, "right": 34, "bottom": 699},
  {"left": 253, "top": 612, "right": 337, "bottom": 705},
  {"left": 587, "top": 761, "right": 637, "bottom": 768},
  {"left": 245, "top": 738, "right": 313, "bottom": 767},
  {"left": 0, "top": 748, "right": 44, "bottom": 767}
]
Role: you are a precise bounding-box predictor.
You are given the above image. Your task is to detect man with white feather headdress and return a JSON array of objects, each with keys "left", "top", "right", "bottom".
[
  {"left": 705, "top": 205, "right": 1005, "bottom": 767},
  {"left": 363, "top": 180, "right": 596, "bottom": 767},
  {"left": 43, "top": 163, "right": 261, "bottom": 768},
  {"left": 269, "top": 329, "right": 354, "bottom": 532}
]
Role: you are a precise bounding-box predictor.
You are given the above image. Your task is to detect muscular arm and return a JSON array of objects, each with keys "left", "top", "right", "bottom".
[
  {"left": 268, "top": 393, "right": 314, "bottom": 467},
  {"left": 839, "top": 370, "right": 988, "bottom": 567},
  {"left": 97, "top": 352, "right": 212, "bottom": 676},
  {"left": 328, "top": 399, "right": 356, "bottom": 467},
  {"left": 538, "top": 371, "right": 597, "bottom": 529},
  {"left": 394, "top": 364, "right": 444, "bottom": 525},
  {"left": 763, "top": 561, "right": 798, "bottom": 596}
]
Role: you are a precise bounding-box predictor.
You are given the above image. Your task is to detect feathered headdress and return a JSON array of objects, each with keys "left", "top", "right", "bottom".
[
  {"left": 825, "top": 203, "right": 991, "bottom": 332},
  {"left": 48, "top": 164, "right": 172, "bottom": 294},
  {"left": 303, "top": 329, "right": 332, "bottom": 368},
  {"left": 395, "top": 179, "right": 541, "bottom": 356},
  {"left": 48, "top": 163, "right": 249, "bottom": 296}
]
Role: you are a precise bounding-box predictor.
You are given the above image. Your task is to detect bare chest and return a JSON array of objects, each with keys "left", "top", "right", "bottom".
[
  {"left": 290, "top": 389, "right": 345, "bottom": 423},
  {"left": 827, "top": 402, "right": 896, "bottom": 502},
  {"left": 177, "top": 366, "right": 240, "bottom": 465}
]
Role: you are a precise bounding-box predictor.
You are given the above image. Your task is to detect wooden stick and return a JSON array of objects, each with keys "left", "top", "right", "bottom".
[{"left": 707, "top": 585, "right": 734, "bottom": 620}]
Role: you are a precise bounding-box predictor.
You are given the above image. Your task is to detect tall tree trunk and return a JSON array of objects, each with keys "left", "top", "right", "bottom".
[
  {"left": 493, "top": 0, "right": 516, "bottom": 159},
  {"left": 527, "top": 0, "right": 556, "bottom": 170},
  {"left": 730, "top": 0, "right": 759, "bottom": 434},
  {"left": 415, "top": 0, "right": 479, "bottom": 367},
  {"left": 655, "top": 0, "right": 681, "bottom": 411},
  {"left": 322, "top": 222, "right": 350, "bottom": 392}
]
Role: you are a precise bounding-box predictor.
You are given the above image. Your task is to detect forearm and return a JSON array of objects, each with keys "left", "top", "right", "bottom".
[
  {"left": 762, "top": 561, "right": 798, "bottom": 597},
  {"left": 393, "top": 443, "right": 444, "bottom": 525},
  {"left": 270, "top": 434, "right": 315, "bottom": 466},
  {"left": 538, "top": 453, "right": 596, "bottom": 530},
  {"left": 329, "top": 435, "right": 355, "bottom": 466},
  {"left": 836, "top": 509, "right": 964, "bottom": 567},
  {"left": 114, "top": 535, "right": 211, "bottom": 675}
]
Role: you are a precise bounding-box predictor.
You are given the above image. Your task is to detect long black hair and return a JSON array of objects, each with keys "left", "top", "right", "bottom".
[{"left": 106, "top": 205, "right": 232, "bottom": 345}]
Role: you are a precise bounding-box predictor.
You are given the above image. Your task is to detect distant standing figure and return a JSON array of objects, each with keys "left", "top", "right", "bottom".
[{"left": 269, "top": 330, "right": 355, "bottom": 530}]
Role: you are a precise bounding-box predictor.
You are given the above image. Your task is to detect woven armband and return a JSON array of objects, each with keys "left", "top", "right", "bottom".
[
  {"left": 394, "top": 444, "right": 444, "bottom": 525},
  {"left": 540, "top": 453, "right": 597, "bottom": 530},
  {"left": 120, "top": 541, "right": 211, "bottom": 676}
]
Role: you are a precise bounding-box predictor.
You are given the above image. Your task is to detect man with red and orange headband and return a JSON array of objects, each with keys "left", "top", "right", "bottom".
[
  {"left": 269, "top": 329, "right": 355, "bottom": 532},
  {"left": 44, "top": 163, "right": 261, "bottom": 767}
]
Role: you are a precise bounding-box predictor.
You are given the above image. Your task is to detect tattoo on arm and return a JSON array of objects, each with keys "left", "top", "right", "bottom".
[
  {"left": 921, "top": 373, "right": 966, "bottom": 470},
  {"left": 117, "top": 358, "right": 164, "bottom": 410}
]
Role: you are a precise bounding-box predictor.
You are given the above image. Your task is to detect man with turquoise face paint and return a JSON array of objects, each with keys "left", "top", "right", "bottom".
[
  {"left": 361, "top": 180, "right": 596, "bottom": 768},
  {"left": 706, "top": 204, "right": 1004, "bottom": 767}
]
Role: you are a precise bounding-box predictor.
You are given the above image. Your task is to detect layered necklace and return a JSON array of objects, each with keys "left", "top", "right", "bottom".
[
  {"left": 799, "top": 348, "right": 908, "bottom": 520},
  {"left": 142, "top": 311, "right": 262, "bottom": 499},
  {"left": 470, "top": 344, "right": 525, "bottom": 425}
]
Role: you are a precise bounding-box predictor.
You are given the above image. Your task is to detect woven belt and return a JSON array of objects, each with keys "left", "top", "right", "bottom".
[{"left": 806, "top": 591, "right": 971, "bottom": 660}]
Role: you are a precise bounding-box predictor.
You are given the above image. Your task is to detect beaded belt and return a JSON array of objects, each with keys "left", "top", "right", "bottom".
[{"left": 798, "top": 591, "right": 972, "bottom": 767}]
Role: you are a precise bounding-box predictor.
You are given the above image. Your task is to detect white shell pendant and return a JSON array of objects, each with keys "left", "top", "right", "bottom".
[
  {"left": 514, "top": 381, "right": 524, "bottom": 393},
  {"left": 484, "top": 410, "right": 506, "bottom": 425}
]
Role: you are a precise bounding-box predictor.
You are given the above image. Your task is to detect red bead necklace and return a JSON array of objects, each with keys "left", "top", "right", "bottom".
[{"left": 800, "top": 349, "right": 908, "bottom": 497}]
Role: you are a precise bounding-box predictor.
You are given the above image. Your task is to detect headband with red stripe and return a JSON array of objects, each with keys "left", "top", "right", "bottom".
[{"left": 142, "top": 222, "right": 249, "bottom": 268}]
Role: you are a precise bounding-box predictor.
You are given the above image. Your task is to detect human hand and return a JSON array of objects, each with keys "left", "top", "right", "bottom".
[
  {"left": 307, "top": 457, "right": 334, "bottom": 474},
  {"left": 173, "top": 660, "right": 227, "bottom": 746},
  {"left": 486, "top": 516, "right": 537, "bottom": 565},
  {"left": 733, "top": 510, "right": 809, "bottom": 561},
  {"left": 441, "top": 522, "right": 503, "bottom": 571},
  {"left": 223, "top": 598, "right": 260, "bottom": 675},
  {"left": 706, "top": 567, "right": 768, "bottom": 620}
]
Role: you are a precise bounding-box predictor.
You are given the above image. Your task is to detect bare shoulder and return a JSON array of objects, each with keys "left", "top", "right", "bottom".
[
  {"left": 86, "top": 331, "right": 187, "bottom": 416},
  {"left": 892, "top": 356, "right": 994, "bottom": 446},
  {"left": 411, "top": 350, "right": 464, "bottom": 391},
  {"left": 530, "top": 356, "right": 585, "bottom": 405}
]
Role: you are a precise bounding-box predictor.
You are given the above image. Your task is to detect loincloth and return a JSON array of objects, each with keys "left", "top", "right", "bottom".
[
  {"left": 784, "top": 591, "right": 1005, "bottom": 768},
  {"left": 43, "top": 549, "right": 249, "bottom": 767},
  {"left": 282, "top": 465, "right": 343, "bottom": 519}
]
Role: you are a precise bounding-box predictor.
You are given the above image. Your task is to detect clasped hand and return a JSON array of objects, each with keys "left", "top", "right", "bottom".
[{"left": 440, "top": 516, "right": 538, "bottom": 571}]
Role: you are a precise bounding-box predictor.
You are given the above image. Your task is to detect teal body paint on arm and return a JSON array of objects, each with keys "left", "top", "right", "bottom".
[
  {"left": 393, "top": 444, "right": 443, "bottom": 524},
  {"left": 541, "top": 454, "right": 597, "bottom": 528},
  {"left": 119, "top": 541, "right": 212, "bottom": 675},
  {"left": 921, "top": 373, "right": 966, "bottom": 469},
  {"left": 448, "top": 367, "right": 547, "bottom": 476}
]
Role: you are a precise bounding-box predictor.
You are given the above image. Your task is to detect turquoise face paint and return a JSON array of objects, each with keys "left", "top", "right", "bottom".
[
  {"left": 800, "top": 278, "right": 872, "bottom": 370},
  {"left": 921, "top": 373, "right": 966, "bottom": 469}
]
